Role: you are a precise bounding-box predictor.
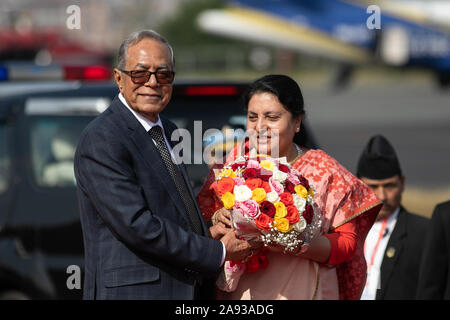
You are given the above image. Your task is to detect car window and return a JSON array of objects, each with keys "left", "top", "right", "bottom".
[
  {"left": 24, "top": 97, "right": 107, "bottom": 188},
  {"left": 30, "top": 116, "right": 94, "bottom": 187},
  {"left": 162, "top": 96, "right": 247, "bottom": 163},
  {"left": 0, "top": 121, "right": 10, "bottom": 193}
]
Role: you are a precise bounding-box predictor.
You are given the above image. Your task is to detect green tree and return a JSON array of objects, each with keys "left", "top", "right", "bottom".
[{"left": 158, "top": 0, "right": 238, "bottom": 46}]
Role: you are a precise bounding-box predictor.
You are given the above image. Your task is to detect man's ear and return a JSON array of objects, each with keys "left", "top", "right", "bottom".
[{"left": 113, "top": 68, "right": 123, "bottom": 92}]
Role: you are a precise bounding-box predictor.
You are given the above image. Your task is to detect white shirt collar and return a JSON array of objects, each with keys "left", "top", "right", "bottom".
[
  {"left": 118, "top": 93, "right": 164, "bottom": 132},
  {"left": 385, "top": 206, "right": 400, "bottom": 234},
  {"left": 361, "top": 206, "right": 401, "bottom": 300}
]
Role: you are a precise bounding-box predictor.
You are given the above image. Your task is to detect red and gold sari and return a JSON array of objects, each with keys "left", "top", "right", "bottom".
[{"left": 197, "top": 143, "right": 382, "bottom": 300}]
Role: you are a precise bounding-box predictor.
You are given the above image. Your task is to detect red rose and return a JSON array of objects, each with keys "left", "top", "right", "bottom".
[
  {"left": 215, "top": 177, "right": 235, "bottom": 196},
  {"left": 259, "top": 168, "right": 272, "bottom": 181},
  {"left": 260, "top": 201, "right": 276, "bottom": 218},
  {"left": 278, "top": 164, "right": 290, "bottom": 173},
  {"left": 299, "top": 176, "right": 310, "bottom": 190},
  {"left": 245, "top": 178, "right": 263, "bottom": 190},
  {"left": 243, "top": 168, "right": 259, "bottom": 179},
  {"left": 279, "top": 192, "right": 294, "bottom": 206},
  {"left": 231, "top": 161, "right": 246, "bottom": 171},
  {"left": 261, "top": 181, "right": 271, "bottom": 193},
  {"left": 286, "top": 205, "right": 300, "bottom": 224},
  {"left": 303, "top": 204, "right": 314, "bottom": 224},
  {"left": 284, "top": 180, "right": 296, "bottom": 194},
  {"left": 255, "top": 213, "right": 273, "bottom": 230},
  {"left": 246, "top": 252, "right": 269, "bottom": 273}
]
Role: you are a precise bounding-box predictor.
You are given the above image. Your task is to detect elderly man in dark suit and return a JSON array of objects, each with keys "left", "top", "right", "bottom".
[
  {"left": 74, "top": 30, "right": 258, "bottom": 300},
  {"left": 356, "top": 134, "right": 429, "bottom": 300},
  {"left": 417, "top": 200, "right": 450, "bottom": 299}
]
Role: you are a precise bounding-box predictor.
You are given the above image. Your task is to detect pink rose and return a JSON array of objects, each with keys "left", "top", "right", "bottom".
[
  {"left": 269, "top": 177, "right": 284, "bottom": 195},
  {"left": 233, "top": 177, "right": 245, "bottom": 186},
  {"left": 235, "top": 200, "right": 260, "bottom": 219},
  {"left": 246, "top": 159, "right": 262, "bottom": 170},
  {"left": 287, "top": 173, "right": 300, "bottom": 185},
  {"left": 291, "top": 168, "right": 301, "bottom": 177},
  {"left": 259, "top": 168, "right": 273, "bottom": 181}
]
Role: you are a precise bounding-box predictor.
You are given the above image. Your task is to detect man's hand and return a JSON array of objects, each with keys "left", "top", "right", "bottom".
[
  {"left": 213, "top": 208, "right": 231, "bottom": 227},
  {"left": 209, "top": 223, "right": 230, "bottom": 240},
  {"left": 220, "top": 229, "right": 262, "bottom": 262}
]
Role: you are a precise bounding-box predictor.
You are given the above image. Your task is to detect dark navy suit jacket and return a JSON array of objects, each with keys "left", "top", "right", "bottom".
[
  {"left": 74, "top": 96, "right": 223, "bottom": 300},
  {"left": 417, "top": 201, "right": 450, "bottom": 299},
  {"left": 376, "top": 206, "right": 429, "bottom": 299}
]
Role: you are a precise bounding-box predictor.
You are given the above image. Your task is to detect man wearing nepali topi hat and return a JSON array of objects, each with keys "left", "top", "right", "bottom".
[{"left": 357, "top": 134, "right": 429, "bottom": 300}]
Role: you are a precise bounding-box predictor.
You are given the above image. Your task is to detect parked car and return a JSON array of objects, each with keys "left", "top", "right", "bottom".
[{"left": 0, "top": 79, "right": 318, "bottom": 299}]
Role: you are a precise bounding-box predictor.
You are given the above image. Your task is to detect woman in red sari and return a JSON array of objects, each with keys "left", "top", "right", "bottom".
[{"left": 197, "top": 75, "right": 382, "bottom": 300}]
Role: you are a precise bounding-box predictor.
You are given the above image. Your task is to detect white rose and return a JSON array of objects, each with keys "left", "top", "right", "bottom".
[
  {"left": 233, "top": 185, "right": 253, "bottom": 202},
  {"left": 266, "top": 191, "right": 279, "bottom": 203},
  {"left": 272, "top": 169, "right": 288, "bottom": 183},
  {"left": 235, "top": 156, "right": 246, "bottom": 163},
  {"left": 278, "top": 157, "right": 289, "bottom": 166},
  {"left": 293, "top": 216, "right": 307, "bottom": 233},
  {"left": 293, "top": 194, "right": 306, "bottom": 213}
]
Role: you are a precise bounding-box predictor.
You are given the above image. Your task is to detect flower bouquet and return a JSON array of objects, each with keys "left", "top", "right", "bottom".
[{"left": 210, "top": 154, "right": 322, "bottom": 292}]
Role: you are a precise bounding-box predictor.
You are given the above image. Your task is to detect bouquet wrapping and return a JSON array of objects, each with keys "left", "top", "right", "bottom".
[{"left": 210, "top": 154, "right": 322, "bottom": 292}]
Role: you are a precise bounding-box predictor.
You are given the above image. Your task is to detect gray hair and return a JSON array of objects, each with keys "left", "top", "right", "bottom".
[{"left": 117, "top": 29, "right": 175, "bottom": 70}]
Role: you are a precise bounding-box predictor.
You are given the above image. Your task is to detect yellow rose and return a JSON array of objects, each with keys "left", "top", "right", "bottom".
[
  {"left": 252, "top": 188, "right": 267, "bottom": 203},
  {"left": 274, "top": 201, "right": 287, "bottom": 218},
  {"left": 219, "top": 169, "right": 236, "bottom": 179},
  {"left": 221, "top": 192, "right": 235, "bottom": 209},
  {"left": 273, "top": 218, "right": 292, "bottom": 233},
  {"left": 308, "top": 188, "right": 315, "bottom": 197},
  {"left": 260, "top": 160, "right": 275, "bottom": 171},
  {"left": 294, "top": 185, "right": 308, "bottom": 199}
]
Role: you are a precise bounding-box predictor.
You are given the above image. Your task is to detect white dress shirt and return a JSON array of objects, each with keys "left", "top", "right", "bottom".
[
  {"left": 119, "top": 93, "right": 175, "bottom": 159},
  {"left": 118, "top": 93, "right": 226, "bottom": 266},
  {"left": 361, "top": 207, "right": 400, "bottom": 300}
]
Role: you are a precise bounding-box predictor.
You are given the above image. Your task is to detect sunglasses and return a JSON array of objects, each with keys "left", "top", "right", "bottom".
[{"left": 119, "top": 68, "right": 175, "bottom": 84}]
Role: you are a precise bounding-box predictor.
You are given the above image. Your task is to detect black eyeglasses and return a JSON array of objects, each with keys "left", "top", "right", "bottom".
[{"left": 119, "top": 68, "right": 175, "bottom": 84}]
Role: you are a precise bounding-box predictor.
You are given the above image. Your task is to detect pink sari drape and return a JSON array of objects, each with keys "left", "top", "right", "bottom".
[{"left": 197, "top": 143, "right": 382, "bottom": 300}]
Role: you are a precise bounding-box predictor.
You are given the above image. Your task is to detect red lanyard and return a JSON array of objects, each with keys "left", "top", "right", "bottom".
[{"left": 365, "top": 218, "right": 388, "bottom": 270}]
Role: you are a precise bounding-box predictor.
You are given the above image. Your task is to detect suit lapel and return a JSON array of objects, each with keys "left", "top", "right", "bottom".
[
  {"left": 161, "top": 117, "right": 209, "bottom": 236},
  {"left": 109, "top": 98, "right": 189, "bottom": 225},
  {"left": 377, "top": 208, "right": 407, "bottom": 299}
]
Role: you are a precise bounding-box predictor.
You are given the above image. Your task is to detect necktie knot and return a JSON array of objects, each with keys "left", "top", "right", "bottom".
[{"left": 148, "top": 125, "right": 164, "bottom": 142}]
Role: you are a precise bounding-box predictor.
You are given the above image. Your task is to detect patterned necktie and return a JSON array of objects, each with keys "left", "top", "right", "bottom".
[{"left": 148, "top": 125, "right": 203, "bottom": 235}]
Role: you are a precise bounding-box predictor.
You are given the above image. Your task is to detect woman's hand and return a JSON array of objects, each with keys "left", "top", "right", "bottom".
[
  {"left": 212, "top": 207, "right": 232, "bottom": 227},
  {"left": 267, "top": 242, "right": 311, "bottom": 256},
  {"left": 293, "top": 237, "right": 331, "bottom": 263}
]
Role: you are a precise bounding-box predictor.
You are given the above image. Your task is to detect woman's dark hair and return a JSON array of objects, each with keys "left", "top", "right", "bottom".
[
  {"left": 244, "top": 74, "right": 310, "bottom": 147},
  {"left": 244, "top": 74, "right": 305, "bottom": 117}
]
